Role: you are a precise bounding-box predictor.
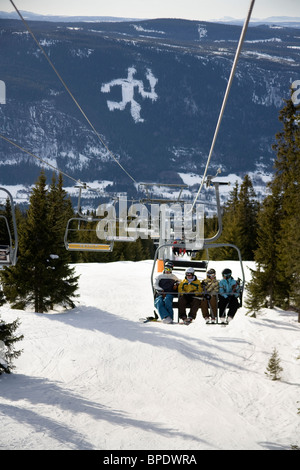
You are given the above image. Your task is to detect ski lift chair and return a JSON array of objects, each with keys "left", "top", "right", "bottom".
[
  {"left": 148, "top": 176, "right": 245, "bottom": 324},
  {"left": 150, "top": 241, "right": 245, "bottom": 324},
  {"left": 64, "top": 184, "right": 114, "bottom": 253},
  {"left": 0, "top": 188, "right": 18, "bottom": 267},
  {"left": 151, "top": 242, "right": 209, "bottom": 322},
  {"left": 64, "top": 217, "right": 114, "bottom": 252}
]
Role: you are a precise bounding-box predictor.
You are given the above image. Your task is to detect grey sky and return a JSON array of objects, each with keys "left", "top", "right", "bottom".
[{"left": 2, "top": 0, "right": 299, "bottom": 21}]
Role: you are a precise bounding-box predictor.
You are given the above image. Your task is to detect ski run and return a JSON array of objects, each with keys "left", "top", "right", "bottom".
[{"left": 0, "top": 260, "right": 299, "bottom": 451}]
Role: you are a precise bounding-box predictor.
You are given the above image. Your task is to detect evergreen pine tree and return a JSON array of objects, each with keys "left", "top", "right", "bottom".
[
  {"left": 0, "top": 316, "right": 23, "bottom": 374},
  {"left": 245, "top": 188, "right": 283, "bottom": 311},
  {"left": 0, "top": 171, "right": 79, "bottom": 313},
  {"left": 208, "top": 182, "right": 239, "bottom": 260},
  {"left": 211, "top": 176, "right": 259, "bottom": 260},
  {"left": 235, "top": 175, "right": 259, "bottom": 261},
  {"left": 221, "top": 182, "right": 240, "bottom": 260},
  {"left": 272, "top": 99, "right": 300, "bottom": 312},
  {"left": 1, "top": 171, "right": 51, "bottom": 311},
  {"left": 246, "top": 97, "right": 300, "bottom": 315},
  {"left": 265, "top": 347, "right": 283, "bottom": 381},
  {"left": 47, "top": 173, "right": 79, "bottom": 309}
]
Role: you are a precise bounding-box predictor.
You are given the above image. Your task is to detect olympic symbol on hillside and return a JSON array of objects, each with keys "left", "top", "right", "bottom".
[{"left": 101, "top": 67, "right": 158, "bottom": 123}]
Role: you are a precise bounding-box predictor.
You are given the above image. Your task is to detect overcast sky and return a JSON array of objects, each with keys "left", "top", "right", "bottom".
[{"left": 2, "top": 0, "right": 300, "bottom": 21}]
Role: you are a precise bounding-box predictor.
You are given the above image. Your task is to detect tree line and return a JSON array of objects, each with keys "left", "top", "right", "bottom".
[
  {"left": 199, "top": 96, "right": 300, "bottom": 318},
  {"left": 246, "top": 98, "right": 300, "bottom": 319},
  {"left": 0, "top": 171, "right": 155, "bottom": 314}
]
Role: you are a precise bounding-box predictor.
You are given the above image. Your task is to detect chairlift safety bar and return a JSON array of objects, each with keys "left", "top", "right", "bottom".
[{"left": 64, "top": 217, "right": 114, "bottom": 252}]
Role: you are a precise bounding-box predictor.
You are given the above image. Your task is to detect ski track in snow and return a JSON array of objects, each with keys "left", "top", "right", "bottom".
[{"left": 0, "top": 260, "right": 299, "bottom": 450}]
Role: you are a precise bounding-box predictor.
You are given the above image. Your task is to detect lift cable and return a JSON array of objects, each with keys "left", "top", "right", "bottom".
[
  {"left": 9, "top": 0, "right": 138, "bottom": 186},
  {"left": 190, "top": 0, "right": 256, "bottom": 212},
  {"left": 9, "top": 0, "right": 255, "bottom": 211}
]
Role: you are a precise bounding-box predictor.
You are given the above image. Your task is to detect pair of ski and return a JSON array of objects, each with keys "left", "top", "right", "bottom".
[
  {"left": 139, "top": 316, "right": 228, "bottom": 325},
  {"left": 139, "top": 316, "right": 186, "bottom": 324}
]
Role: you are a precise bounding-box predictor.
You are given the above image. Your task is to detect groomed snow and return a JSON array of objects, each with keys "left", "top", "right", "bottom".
[{"left": 0, "top": 260, "right": 299, "bottom": 450}]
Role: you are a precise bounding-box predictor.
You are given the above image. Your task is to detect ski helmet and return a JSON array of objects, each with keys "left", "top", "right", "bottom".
[
  {"left": 164, "top": 260, "right": 173, "bottom": 269},
  {"left": 164, "top": 260, "right": 173, "bottom": 272},
  {"left": 222, "top": 268, "right": 232, "bottom": 278},
  {"left": 185, "top": 267, "right": 195, "bottom": 276},
  {"left": 207, "top": 268, "right": 216, "bottom": 278}
]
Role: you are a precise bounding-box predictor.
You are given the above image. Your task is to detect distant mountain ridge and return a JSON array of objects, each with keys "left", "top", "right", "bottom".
[
  {"left": 0, "top": 10, "right": 142, "bottom": 23},
  {"left": 214, "top": 16, "right": 300, "bottom": 28},
  {"left": 1, "top": 10, "right": 299, "bottom": 26},
  {"left": 0, "top": 17, "right": 299, "bottom": 207}
]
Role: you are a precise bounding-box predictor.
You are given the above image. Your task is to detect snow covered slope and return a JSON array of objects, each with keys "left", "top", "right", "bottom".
[{"left": 0, "top": 260, "right": 299, "bottom": 450}]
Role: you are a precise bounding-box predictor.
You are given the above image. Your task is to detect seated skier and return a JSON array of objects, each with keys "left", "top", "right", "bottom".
[
  {"left": 218, "top": 268, "right": 240, "bottom": 322},
  {"left": 153, "top": 261, "right": 180, "bottom": 324},
  {"left": 178, "top": 267, "right": 203, "bottom": 325},
  {"left": 201, "top": 268, "right": 219, "bottom": 323}
]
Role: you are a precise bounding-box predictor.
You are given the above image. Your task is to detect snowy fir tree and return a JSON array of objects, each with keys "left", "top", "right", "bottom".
[
  {"left": 245, "top": 188, "right": 283, "bottom": 312},
  {"left": 46, "top": 173, "right": 79, "bottom": 309},
  {"left": 235, "top": 175, "right": 260, "bottom": 261},
  {"left": 0, "top": 171, "right": 79, "bottom": 313},
  {"left": 265, "top": 348, "right": 283, "bottom": 381},
  {"left": 208, "top": 175, "right": 259, "bottom": 261},
  {"left": 0, "top": 316, "right": 23, "bottom": 374},
  {"left": 247, "top": 97, "right": 300, "bottom": 317}
]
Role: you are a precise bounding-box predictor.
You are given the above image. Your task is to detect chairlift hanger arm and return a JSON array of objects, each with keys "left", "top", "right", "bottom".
[
  {"left": 203, "top": 179, "right": 230, "bottom": 243},
  {"left": 74, "top": 184, "right": 93, "bottom": 220},
  {"left": 203, "top": 241, "right": 245, "bottom": 290}
]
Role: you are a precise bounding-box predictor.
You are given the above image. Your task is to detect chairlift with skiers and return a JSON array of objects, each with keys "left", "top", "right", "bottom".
[{"left": 149, "top": 177, "right": 245, "bottom": 324}]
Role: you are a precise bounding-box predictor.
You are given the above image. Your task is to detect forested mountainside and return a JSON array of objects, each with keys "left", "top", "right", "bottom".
[{"left": 0, "top": 18, "right": 299, "bottom": 202}]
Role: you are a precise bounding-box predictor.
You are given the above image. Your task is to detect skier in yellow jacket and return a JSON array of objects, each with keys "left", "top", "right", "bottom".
[{"left": 178, "top": 267, "right": 203, "bottom": 325}]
